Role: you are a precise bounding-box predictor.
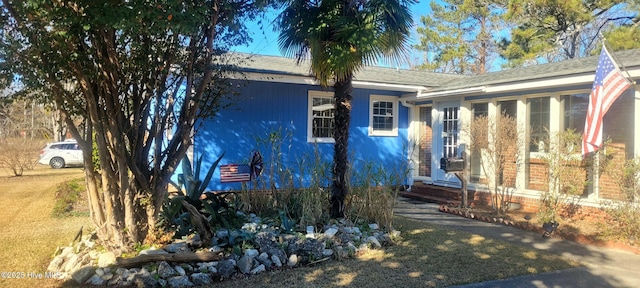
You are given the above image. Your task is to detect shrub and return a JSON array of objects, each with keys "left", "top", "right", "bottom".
[
  {"left": 537, "top": 130, "right": 588, "bottom": 223},
  {"left": 0, "top": 137, "right": 42, "bottom": 176},
  {"left": 601, "top": 157, "right": 640, "bottom": 240},
  {"left": 52, "top": 177, "right": 88, "bottom": 217}
]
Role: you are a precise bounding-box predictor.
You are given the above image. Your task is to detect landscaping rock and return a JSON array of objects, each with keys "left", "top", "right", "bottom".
[
  {"left": 139, "top": 248, "right": 169, "bottom": 255},
  {"left": 86, "top": 274, "right": 105, "bottom": 285},
  {"left": 157, "top": 261, "right": 177, "bottom": 278},
  {"left": 72, "top": 266, "right": 95, "bottom": 284},
  {"left": 324, "top": 227, "right": 339, "bottom": 238},
  {"left": 97, "top": 252, "right": 116, "bottom": 268},
  {"left": 271, "top": 255, "right": 283, "bottom": 267},
  {"left": 237, "top": 255, "right": 255, "bottom": 274},
  {"left": 165, "top": 242, "right": 189, "bottom": 253},
  {"left": 167, "top": 275, "right": 194, "bottom": 287},
  {"left": 251, "top": 264, "right": 266, "bottom": 275},
  {"left": 217, "top": 259, "right": 237, "bottom": 279},
  {"left": 190, "top": 272, "right": 212, "bottom": 286},
  {"left": 288, "top": 254, "right": 298, "bottom": 267},
  {"left": 174, "top": 264, "right": 186, "bottom": 276}
]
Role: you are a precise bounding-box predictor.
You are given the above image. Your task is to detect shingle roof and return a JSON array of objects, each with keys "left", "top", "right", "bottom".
[
  {"left": 235, "top": 53, "right": 466, "bottom": 87},
  {"left": 232, "top": 49, "right": 640, "bottom": 91},
  {"left": 430, "top": 49, "right": 640, "bottom": 92}
]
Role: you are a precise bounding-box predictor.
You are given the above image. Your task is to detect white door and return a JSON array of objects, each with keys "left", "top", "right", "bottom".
[{"left": 434, "top": 101, "right": 461, "bottom": 185}]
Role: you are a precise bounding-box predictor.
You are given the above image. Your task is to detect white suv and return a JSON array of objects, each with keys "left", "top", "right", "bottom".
[{"left": 39, "top": 140, "right": 84, "bottom": 169}]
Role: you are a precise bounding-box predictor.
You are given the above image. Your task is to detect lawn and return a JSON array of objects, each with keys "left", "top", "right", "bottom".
[
  {"left": 210, "top": 216, "right": 579, "bottom": 288},
  {"left": 0, "top": 165, "right": 579, "bottom": 288},
  {"left": 0, "top": 165, "right": 92, "bottom": 288}
]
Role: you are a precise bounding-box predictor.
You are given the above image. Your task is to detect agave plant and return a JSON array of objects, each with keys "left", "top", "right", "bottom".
[{"left": 161, "top": 153, "right": 225, "bottom": 241}]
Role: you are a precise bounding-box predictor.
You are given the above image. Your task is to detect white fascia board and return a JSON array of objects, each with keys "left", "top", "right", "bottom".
[
  {"left": 241, "top": 72, "right": 428, "bottom": 92},
  {"left": 351, "top": 81, "right": 428, "bottom": 92},
  {"left": 416, "top": 86, "right": 486, "bottom": 99},
  {"left": 486, "top": 68, "right": 640, "bottom": 93},
  {"left": 484, "top": 75, "right": 595, "bottom": 93},
  {"left": 241, "top": 72, "right": 320, "bottom": 85}
]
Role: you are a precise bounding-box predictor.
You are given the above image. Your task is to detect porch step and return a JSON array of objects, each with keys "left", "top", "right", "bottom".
[
  {"left": 399, "top": 182, "right": 473, "bottom": 206},
  {"left": 400, "top": 190, "right": 460, "bottom": 205}
]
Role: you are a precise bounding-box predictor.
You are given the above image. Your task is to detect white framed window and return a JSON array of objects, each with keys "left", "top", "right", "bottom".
[
  {"left": 527, "top": 96, "right": 550, "bottom": 155},
  {"left": 369, "top": 95, "right": 398, "bottom": 136},
  {"left": 308, "top": 90, "right": 335, "bottom": 143}
]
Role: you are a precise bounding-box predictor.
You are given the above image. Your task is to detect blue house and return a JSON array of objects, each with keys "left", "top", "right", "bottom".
[{"left": 194, "top": 50, "right": 640, "bottom": 211}]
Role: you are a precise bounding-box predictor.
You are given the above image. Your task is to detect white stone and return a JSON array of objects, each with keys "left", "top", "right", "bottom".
[
  {"left": 287, "top": 254, "right": 298, "bottom": 267},
  {"left": 369, "top": 223, "right": 379, "bottom": 230},
  {"left": 209, "top": 246, "right": 223, "bottom": 253},
  {"left": 271, "top": 255, "right": 282, "bottom": 267},
  {"left": 306, "top": 226, "right": 314, "bottom": 234},
  {"left": 250, "top": 264, "right": 266, "bottom": 275},
  {"left": 324, "top": 227, "right": 338, "bottom": 238},
  {"left": 95, "top": 268, "right": 105, "bottom": 277},
  {"left": 47, "top": 255, "right": 65, "bottom": 272},
  {"left": 97, "top": 252, "right": 116, "bottom": 268},
  {"left": 174, "top": 265, "right": 186, "bottom": 276},
  {"left": 243, "top": 249, "right": 259, "bottom": 259},
  {"left": 366, "top": 236, "right": 382, "bottom": 248},
  {"left": 322, "top": 249, "right": 334, "bottom": 257},
  {"left": 139, "top": 248, "right": 168, "bottom": 255},
  {"left": 63, "top": 254, "right": 80, "bottom": 273}
]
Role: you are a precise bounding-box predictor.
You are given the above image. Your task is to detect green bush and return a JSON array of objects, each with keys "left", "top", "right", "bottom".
[
  {"left": 52, "top": 177, "right": 87, "bottom": 217},
  {"left": 601, "top": 157, "right": 640, "bottom": 240}
]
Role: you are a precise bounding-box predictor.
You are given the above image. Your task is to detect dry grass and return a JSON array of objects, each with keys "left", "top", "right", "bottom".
[
  {"left": 210, "top": 216, "right": 579, "bottom": 288},
  {"left": 0, "top": 165, "right": 580, "bottom": 288},
  {"left": 0, "top": 165, "right": 92, "bottom": 288}
]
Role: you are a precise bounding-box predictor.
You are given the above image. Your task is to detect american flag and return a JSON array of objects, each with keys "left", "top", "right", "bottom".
[
  {"left": 582, "top": 46, "right": 631, "bottom": 155},
  {"left": 220, "top": 164, "right": 251, "bottom": 183}
]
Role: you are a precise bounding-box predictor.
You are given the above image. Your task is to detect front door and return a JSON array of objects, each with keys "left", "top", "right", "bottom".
[{"left": 434, "top": 101, "right": 461, "bottom": 185}]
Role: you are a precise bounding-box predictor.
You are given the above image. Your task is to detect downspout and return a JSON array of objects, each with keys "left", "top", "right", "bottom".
[{"left": 401, "top": 99, "right": 417, "bottom": 191}]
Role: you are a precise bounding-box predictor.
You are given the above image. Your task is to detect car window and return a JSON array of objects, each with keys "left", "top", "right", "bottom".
[{"left": 51, "top": 144, "right": 63, "bottom": 149}]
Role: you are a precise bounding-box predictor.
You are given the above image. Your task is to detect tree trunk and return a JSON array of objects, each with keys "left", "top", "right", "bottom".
[{"left": 330, "top": 76, "right": 353, "bottom": 218}]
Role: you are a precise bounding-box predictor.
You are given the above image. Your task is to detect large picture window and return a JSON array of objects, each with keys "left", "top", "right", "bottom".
[
  {"left": 308, "top": 91, "right": 335, "bottom": 143},
  {"left": 369, "top": 95, "right": 398, "bottom": 136},
  {"left": 562, "top": 93, "right": 589, "bottom": 132},
  {"left": 527, "top": 97, "right": 550, "bottom": 153}
]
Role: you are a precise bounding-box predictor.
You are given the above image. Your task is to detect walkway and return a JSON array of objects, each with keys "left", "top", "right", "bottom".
[{"left": 394, "top": 197, "right": 640, "bottom": 288}]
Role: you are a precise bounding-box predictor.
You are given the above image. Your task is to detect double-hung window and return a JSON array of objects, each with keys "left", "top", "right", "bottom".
[
  {"left": 369, "top": 95, "right": 398, "bottom": 136},
  {"left": 308, "top": 91, "right": 335, "bottom": 143}
]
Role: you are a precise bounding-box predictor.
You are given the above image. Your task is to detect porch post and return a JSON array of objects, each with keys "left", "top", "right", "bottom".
[{"left": 635, "top": 90, "right": 640, "bottom": 157}]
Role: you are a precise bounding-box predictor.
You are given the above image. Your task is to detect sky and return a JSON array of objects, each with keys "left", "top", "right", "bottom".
[{"left": 230, "top": 2, "right": 433, "bottom": 68}]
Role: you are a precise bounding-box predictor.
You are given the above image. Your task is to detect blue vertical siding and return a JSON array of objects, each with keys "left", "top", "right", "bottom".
[{"left": 194, "top": 80, "right": 409, "bottom": 190}]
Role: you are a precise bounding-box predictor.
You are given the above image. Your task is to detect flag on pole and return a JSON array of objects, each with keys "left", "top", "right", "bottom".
[{"left": 582, "top": 46, "right": 631, "bottom": 155}]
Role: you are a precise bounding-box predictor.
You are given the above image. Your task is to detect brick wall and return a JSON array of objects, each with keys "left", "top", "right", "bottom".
[
  {"left": 599, "top": 143, "right": 627, "bottom": 201},
  {"left": 419, "top": 107, "right": 432, "bottom": 177},
  {"left": 526, "top": 158, "right": 547, "bottom": 191}
]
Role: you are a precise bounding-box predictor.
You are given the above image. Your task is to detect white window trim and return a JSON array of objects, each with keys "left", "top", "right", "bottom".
[
  {"left": 369, "top": 95, "right": 399, "bottom": 137},
  {"left": 308, "top": 90, "right": 335, "bottom": 143}
]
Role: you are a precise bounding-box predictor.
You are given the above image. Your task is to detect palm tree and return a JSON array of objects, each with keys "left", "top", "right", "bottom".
[{"left": 277, "top": 0, "right": 415, "bottom": 218}]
